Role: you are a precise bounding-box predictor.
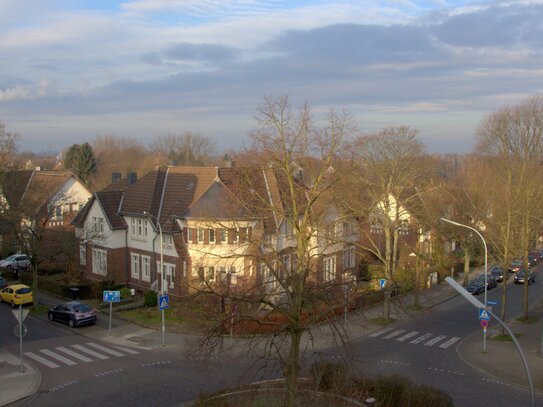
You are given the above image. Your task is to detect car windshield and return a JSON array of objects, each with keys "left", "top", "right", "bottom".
[
  {"left": 16, "top": 287, "right": 31, "bottom": 294},
  {"left": 4, "top": 255, "right": 18, "bottom": 261},
  {"left": 511, "top": 260, "right": 522, "bottom": 266},
  {"left": 73, "top": 304, "right": 92, "bottom": 313},
  {"left": 491, "top": 269, "right": 501, "bottom": 274}
]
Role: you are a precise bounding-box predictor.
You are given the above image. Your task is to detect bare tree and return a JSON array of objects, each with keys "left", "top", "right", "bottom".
[
  {"left": 0, "top": 121, "right": 20, "bottom": 172},
  {"left": 477, "top": 94, "right": 543, "bottom": 320},
  {"left": 151, "top": 132, "right": 216, "bottom": 166}
]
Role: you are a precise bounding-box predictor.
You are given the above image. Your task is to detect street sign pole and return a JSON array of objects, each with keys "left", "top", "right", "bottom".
[
  {"left": 19, "top": 305, "right": 24, "bottom": 373},
  {"left": 161, "top": 302, "right": 165, "bottom": 347},
  {"left": 108, "top": 301, "right": 113, "bottom": 336}
]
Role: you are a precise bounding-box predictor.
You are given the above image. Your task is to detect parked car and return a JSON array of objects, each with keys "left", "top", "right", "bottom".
[
  {"left": 514, "top": 270, "right": 536, "bottom": 285},
  {"left": 528, "top": 255, "right": 538, "bottom": 268},
  {"left": 48, "top": 301, "right": 97, "bottom": 328},
  {"left": 0, "top": 254, "right": 30, "bottom": 274},
  {"left": 508, "top": 260, "right": 523, "bottom": 273},
  {"left": 474, "top": 274, "right": 497, "bottom": 289},
  {"left": 467, "top": 280, "right": 486, "bottom": 295},
  {"left": 529, "top": 251, "right": 542, "bottom": 264},
  {"left": 0, "top": 284, "right": 33, "bottom": 307},
  {"left": 490, "top": 266, "right": 505, "bottom": 282},
  {"left": 0, "top": 276, "right": 8, "bottom": 290}
]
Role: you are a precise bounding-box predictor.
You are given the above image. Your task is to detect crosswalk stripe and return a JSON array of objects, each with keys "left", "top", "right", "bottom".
[
  {"left": 40, "top": 349, "right": 77, "bottom": 366},
  {"left": 396, "top": 331, "right": 419, "bottom": 342},
  {"left": 439, "top": 337, "right": 461, "bottom": 349},
  {"left": 111, "top": 345, "right": 140, "bottom": 355},
  {"left": 383, "top": 329, "right": 406, "bottom": 339},
  {"left": 71, "top": 344, "right": 109, "bottom": 360},
  {"left": 424, "top": 335, "right": 447, "bottom": 347},
  {"left": 25, "top": 352, "right": 60, "bottom": 368},
  {"left": 369, "top": 327, "right": 394, "bottom": 337},
  {"left": 410, "top": 333, "right": 433, "bottom": 344},
  {"left": 86, "top": 343, "right": 124, "bottom": 357},
  {"left": 56, "top": 347, "right": 93, "bottom": 362}
]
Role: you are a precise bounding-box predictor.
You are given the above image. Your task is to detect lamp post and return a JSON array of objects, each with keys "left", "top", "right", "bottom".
[
  {"left": 143, "top": 211, "right": 165, "bottom": 347},
  {"left": 440, "top": 218, "right": 488, "bottom": 352}
]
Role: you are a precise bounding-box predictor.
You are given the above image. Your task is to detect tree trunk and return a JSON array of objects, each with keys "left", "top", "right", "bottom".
[
  {"left": 284, "top": 326, "right": 302, "bottom": 407},
  {"left": 414, "top": 254, "right": 420, "bottom": 307},
  {"left": 383, "top": 226, "right": 392, "bottom": 321},
  {"left": 463, "top": 249, "right": 470, "bottom": 287}
]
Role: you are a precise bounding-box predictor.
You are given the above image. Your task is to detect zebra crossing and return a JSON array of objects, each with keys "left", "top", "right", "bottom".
[
  {"left": 369, "top": 327, "right": 461, "bottom": 349},
  {"left": 24, "top": 342, "right": 139, "bottom": 369}
]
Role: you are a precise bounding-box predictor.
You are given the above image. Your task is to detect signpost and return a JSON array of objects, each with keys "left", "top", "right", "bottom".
[
  {"left": 12, "top": 305, "right": 29, "bottom": 373},
  {"left": 480, "top": 319, "right": 488, "bottom": 328},
  {"left": 103, "top": 290, "right": 121, "bottom": 336},
  {"left": 479, "top": 308, "right": 491, "bottom": 349},
  {"left": 379, "top": 279, "right": 387, "bottom": 290},
  {"left": 158, "top": 293, "right": 169, "bottom": 310},
  {"left": 487, "top": 300, "right": 498, "bottom": 306}
]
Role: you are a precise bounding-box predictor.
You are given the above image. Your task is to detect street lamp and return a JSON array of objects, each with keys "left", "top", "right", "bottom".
[
  {"left": 445, "top": 277, "right": 535, "bottom": 407},
  {"left": 440, "top": 218, "right": 488, "bottom": 352},
  {"left": 143, "top": 211, "right": 165, "bottom": 347}
]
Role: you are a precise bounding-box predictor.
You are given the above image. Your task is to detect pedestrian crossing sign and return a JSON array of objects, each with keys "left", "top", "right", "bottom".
[
  {"left": 478, "top": 309, "right": 490, "bottom": 321},
  {"left": 159, "top": 294, "right": 169, "bottom": 310},
  {"left": 379, "top": 279, "right": 387, "bottom": 290}
]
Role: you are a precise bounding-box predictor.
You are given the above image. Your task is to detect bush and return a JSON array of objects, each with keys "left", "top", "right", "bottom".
[
  {"left": 144, "top": 290, "right": 157, "bottom": 307},
  {"left": 120, "top": 286, "right": 132, "bottom": 299}
]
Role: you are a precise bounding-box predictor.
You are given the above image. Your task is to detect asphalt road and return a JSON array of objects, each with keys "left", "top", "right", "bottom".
[{"left": 2, "top": 269, "right": 542, "bottom": 407}]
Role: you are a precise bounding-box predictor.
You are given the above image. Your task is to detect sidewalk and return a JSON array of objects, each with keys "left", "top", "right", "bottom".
[{"left": 0, "top": 351, "right": 41, "bottom": 407}]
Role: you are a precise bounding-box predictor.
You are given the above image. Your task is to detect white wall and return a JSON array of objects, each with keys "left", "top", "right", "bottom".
[{"left": 78, "top": 199, "right": 125, "bottom": 249}]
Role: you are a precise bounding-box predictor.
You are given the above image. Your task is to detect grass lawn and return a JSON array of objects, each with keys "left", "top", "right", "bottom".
[
  {"left": 491, "top": 333, "right": 522, "bottom": 342},
  {"left": 515, "top": 315, "right": 538, "bottom": 324},
  {"left": 30, "top": 304, "right": 50, "bottom": 315},
  {"left": 369, "top": 316, "right": 396, "bottom": 325},
  {"left": 120, "top": 307, "right": 186, "bottom": 325}
]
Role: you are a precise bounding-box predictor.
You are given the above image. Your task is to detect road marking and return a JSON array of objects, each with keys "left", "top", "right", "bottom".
[
  {"left": 71, "top": 344, "right": 110, "bottom": 360},
  {"left": 111, "top": 345, "right": 140, "bottom": 355},
  {"left": 25, "top": 352, "right": 60, "bottom": 368},
  {"left": 369, "top": 327, "right": 394, "bottom": 337},
  {"left": 56, "top": 347, "right": 93, "bottom": 362},
  {"left": 439, "top": 337, "right": 461, "bottom": 349},
  {"left": 410, "top": 333, "right": 433, "bottom": 344},
  {"left": 86, "top": 342, "right": 124, "bottom": 357},
  {"left": 396, "top": 331, "right": 419, "bottom": 342},
  {"left": 40, "top": 349, "right": 77, "bottom": 366},
  {"left": 424, "top": 335, "right": 447, "bottom": 347},
  {"left": 383, "top": 329, "right": 406, "bottom": 339}
]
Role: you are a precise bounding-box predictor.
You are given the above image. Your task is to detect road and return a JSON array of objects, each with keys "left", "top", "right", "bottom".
[{"left": 1, "top": 270, "right": 542, "bottom": 407}]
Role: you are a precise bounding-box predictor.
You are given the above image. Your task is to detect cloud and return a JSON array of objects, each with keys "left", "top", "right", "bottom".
[
  {"left": 0, "top": 85, "right": 29, "bottom": 101},
  {"left": 163, "top": 43, "right": 237, "bottom": 64}
]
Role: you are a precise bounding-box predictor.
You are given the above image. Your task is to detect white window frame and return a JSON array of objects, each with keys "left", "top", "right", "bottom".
[
  {"left": 323, "top": 256, "right": 336, "bottom": 282},
  {"left": 157, "top": 261, "right": 176, "bottom": 289},
  {"left": 141, "top": 255, "right": 151, "bottom": 282},
  {"left": 92, "top": 248, "right": 107, "bottom": 276},
  {"left": 232, "top": 228, "right": 239, "bottom": 244},
  {"left": 343, "top": 246, "right": 356, "bottom": 269},
  {"left": 209, "top": 229, "right": 215, "bottom": 244},
  {"left": 79, "top": 244, "right": 86, "bottom": 266},
  {"left": 92, "top": 216, "right": 104, "bottom": 234},
  {"left": 220, "top": 229, "right": 227, "bottom": 243},
  {"left": 197, "top": 228, "right": 204, "bottom": 243},
  {"left": 163, "top": 235, "right": 173, "bottom": 248},
  {"left": 131, "top": 218, "right": 148, "bottom": 240},
  {"left": 131, "top": 253, "right": 140, "bottom": 279}
]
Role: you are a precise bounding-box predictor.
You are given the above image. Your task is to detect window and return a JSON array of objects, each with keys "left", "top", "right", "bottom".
[
  {"left": 131, "top": 253, "right": 140, "bottom": 279},
  {"left": 141, "top": 256, "right": 151, "bottom": 282},
  {"left": 92, "top": 217, "right": 104, "bottom": 234},
  {"left": 187, "top": 228, "right": 193, "bottom": 243},
  {"left": 231, "top": 228, "right": 238, "bottom": 244},
  {"left": 209, "top": 229, "right": 215, "bottom": 244},
  {"left": 323, "top": 256, "right": 336, "bottom": 282},
  {"left": 343, "top": 246, "right": 356, "bottom": 269},
  {"left": 79, "top": 244, "right": 86, "bottom": 266},
  {"left": 220, "top": 229, "right": 227, "bottom": 243},
  {"left": 158, "top": 262, "right": 176, "bottom": 289},
  {"left": 131, "top": 218, "right": 148, "bottom": 240},
  {"left": 239, "top": 227, "right": 247, "bottom": 243},
  {"left": 163, "top": 235, "right": 173, "bottom": 248},
  {"left": 230, "top": 266, "right": 237, "bottom": 285},
  {"left": 197, "top": 228, "right": 204, "bottom": 243},
  {"left": 55, "top": 206, "right": 62, "bottom": 218},
  {"left": 206, "top": 267, "right": 215, "bottom": 282},
  {"left": 282, "top": 254, "right": 291, "bottom": 274},
  {"left": 92, "top": 248, "right": 107, "bottom": 276}
]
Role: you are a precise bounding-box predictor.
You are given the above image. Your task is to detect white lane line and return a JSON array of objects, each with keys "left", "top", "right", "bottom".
[
  {"left": 424, "top": 335, "right": 447, "bottom": 347},
  {"left": 71, "top": 344, "right": 110, "bottom": 360},
  {"left": 369, "top": 327, "right": 394, "bottom": 337},
  {"left": 439, "top": 337, "right": 461, "bottom": 349},
  {"left": 86, "top": 343, "right": 125, "bottom": 357},
  {"left": 383, "top": 329, "right": 406, "bottom": 339},
  {"left": 410, "top": 333, "right": 433, "bottom": 344},
  {"left": 396, "top": 331, "right": 419, "bottom": 342},
  {"left": 40, "top": 349, "right": 77, "bottom": 366},
  {"left": 56, "top": 347, "right": 93, "bottom": 363},
  {"left": 111, "top": 345, "right": 140, "bottom": 355},
  {"left": 25, "top": 352, "right": 60, "bottom": 369}
]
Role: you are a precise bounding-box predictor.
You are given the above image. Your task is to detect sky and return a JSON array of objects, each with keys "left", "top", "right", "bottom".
[{"left": 1, "top": 0, "right": 542, "bottom": 154}]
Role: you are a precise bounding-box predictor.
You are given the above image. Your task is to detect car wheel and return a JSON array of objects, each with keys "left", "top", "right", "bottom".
[
  {"left": 68, "top": 319, "right": 75, "bottom": 328},
  {"left": 48, "top": 313, "right": 54, "bottom": 321}
]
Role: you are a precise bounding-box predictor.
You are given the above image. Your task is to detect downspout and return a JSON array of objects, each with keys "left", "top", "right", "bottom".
[{"left": 125, "top": 228, "right": 129, "bottom": 282}]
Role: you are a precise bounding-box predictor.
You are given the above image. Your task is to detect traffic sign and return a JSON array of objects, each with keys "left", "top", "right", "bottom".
[
  {"left": 159, "top": 294, "right": 169, "bottom": 310},
  {"left": 479, "top": 309, "right": 490, "bottom": 321},
  {"left": 14, "top": 324, "right": 28, "bottom": 338},
  {"left": 480, "top": 319, "right": 489, "bottom": 328},
  {"left": 379, "top": 279, "right": 387, "bottom": 290},
  {"left": 11, "top": 309, "right": 29, "bottom": 324},
  {"left": 103, "top": 290, "right": 121, "bottom": 303},
  {"left": 487, "top": 300, "right": 498, "bottom": 305}
]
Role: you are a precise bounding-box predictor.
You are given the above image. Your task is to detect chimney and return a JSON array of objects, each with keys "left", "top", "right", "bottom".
[
  {"left": 223, "top": 154, "right": 232, "bottom": 167},
  {"left": 112, "top": 172, "right": 121, "bottom": 183},
  {"left": 127, "top": 172, "right": 137, "bottom": 184}
]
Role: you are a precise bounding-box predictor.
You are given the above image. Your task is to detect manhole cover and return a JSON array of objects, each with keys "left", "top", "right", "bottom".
[{"left": 126, "top": 336, "right": 152, "bottom": 344}]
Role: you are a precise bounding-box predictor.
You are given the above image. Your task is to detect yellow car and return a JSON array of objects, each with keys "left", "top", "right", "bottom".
[{"left": 0, "top": 284, "right": 33, "bottom": 307}]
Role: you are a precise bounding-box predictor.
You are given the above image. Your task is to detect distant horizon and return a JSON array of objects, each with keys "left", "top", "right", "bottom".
[{"left": 2, "top": 1, "right": 542, "bottom": 154}]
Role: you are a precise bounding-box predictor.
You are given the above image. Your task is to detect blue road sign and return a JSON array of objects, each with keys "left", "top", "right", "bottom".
[
  {"left": 159, "top": 294, "right": 169, "bottom": 310},
  {"left": 487, "top": 300, "right": 498, "bottom": 305},
  {"left": 103, "top": 290, "right": 121, "bottom": 303},
  {"left": 379, "top": 279, "right": 387, "bottom": 290},
  {"left": 479, "top": 309, "right": 490, "bottom": 321}
]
